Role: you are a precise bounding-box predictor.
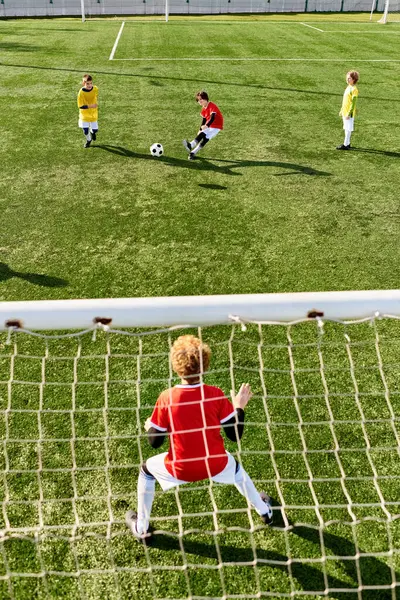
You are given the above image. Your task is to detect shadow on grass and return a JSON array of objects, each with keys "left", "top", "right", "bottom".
[
  {"left": 198, "top": 183, "right": 228, "bottom": 190},
  {"left": 150, "top": 523, "right": 397, "bottom": 598},
  {"left": 0, "top": 61, "right": 398, "bottom": 103},
  {"left": 351, "top": 147, "right": 400, "bottom": 158},
  {"left": 0, "top": 262, "right": 68, "bottom": 287},
  {"left": 0, "top": 43, "right": 41, "bottom": 52},
  {"left": 95, "top": 145, "right": 330, "bottom": 177}
]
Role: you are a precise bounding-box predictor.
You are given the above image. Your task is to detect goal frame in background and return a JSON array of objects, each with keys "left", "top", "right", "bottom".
[
  {"left": 1, "top": 290, "right": 400, "bottom": 331},
  {"left": 370, "top": 0, "right": 400, "bottom": 22},
  {"left": 1, "top": 290, "right": 400, "bottom": 599}
]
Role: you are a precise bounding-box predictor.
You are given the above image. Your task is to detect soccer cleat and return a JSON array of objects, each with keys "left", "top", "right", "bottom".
[
  {"left": 336, "top": 144, "right": 350, "bottom": 150},
  {"left": 188, "top": 152, "right": 195, "bottom": 161},
  {"left": 125, "top": 510, "right": 152, "bottom": 544},
  {"left": 84, "top": 140, "right": 91, "bottom": 148},
  {"left": 259, "top": 492, "right": 273, "bottom": 525},
  {"left": 91, "top": 131, "right": 97, "bottom": 142}
]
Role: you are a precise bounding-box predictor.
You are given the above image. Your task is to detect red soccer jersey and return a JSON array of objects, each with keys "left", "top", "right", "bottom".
[
  {"left": 201, "top": 102, "right": 224, "bottom": 130},
  {"left": 148, "top": 383, "right": 235, "bottom": 481}
]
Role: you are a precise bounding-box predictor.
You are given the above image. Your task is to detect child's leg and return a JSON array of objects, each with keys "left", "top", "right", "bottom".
[
  {"left": 234, "top": 465, "right": 272, "bottom": 519},
  {"left": 191, "top": 135, "right": 209, "bottom": 156},
  {"left": 344, "top": 130, "right": 351, "bottom": 146},
  {"left": 136, "top": 465, "right": 156, "bottom": 535},
  {"left": 89, "top": 121, "right": 98, "bottom": 141},
  {"left": 212, "top": 453, "right": 272, "bottom": 521}
]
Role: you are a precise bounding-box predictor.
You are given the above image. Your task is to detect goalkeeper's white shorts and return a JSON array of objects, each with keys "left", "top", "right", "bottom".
[
  {"left": 146, "top": 451, "right": 237, "bottom": 491},
  {"left": 342, "top": 117, "right": 354, "bottom": 132}
]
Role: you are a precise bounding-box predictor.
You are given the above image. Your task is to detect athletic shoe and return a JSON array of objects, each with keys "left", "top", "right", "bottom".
[
  {"left": 336, "top": 144, "right": 350, "bottom": 150},
  {"left": 84, "top": 140, "right": 91, "bottom": 148},
  {"left": 188, "top": 152, "right": 195, "bottom": 160},
  {"left": 259, "top": 492, "right": 273, "bottom": 525},
  {"left": 91, "top": 131, "right": 97, "bottom": 141},
  {"left": 182, "top": 139, "right": 192, "bottom": 153},
  {"left": 125, "top": 510, "right": 152, "bottom": 544}
]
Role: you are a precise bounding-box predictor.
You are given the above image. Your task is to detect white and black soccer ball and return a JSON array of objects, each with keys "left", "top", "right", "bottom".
[{"left": 150, "top": 143, "right": 163, "bottom": 157}]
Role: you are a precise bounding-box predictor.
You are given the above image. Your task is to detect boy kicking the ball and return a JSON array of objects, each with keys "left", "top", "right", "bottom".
[
  {"left": 337, "top": 71, "right": 359, "bottom": 150},
  {"left": 183, "top": 91, "right": 224, "bottom": 160},
  {"left": 126, "top": 335, "right": 273, "bottom": 542},
  {"left": 77, "top": 74, "right": 99, "bottom": 148}
]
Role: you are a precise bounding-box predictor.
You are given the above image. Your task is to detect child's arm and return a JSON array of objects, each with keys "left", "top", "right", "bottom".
[
  {"left": 201, "top": 112, "right": 216, "bottom": 130},
  {"left": 222, "top": 383, "right": 252, "bottom": 442},
  {"left": 144, "top": 414, "right": 167, "bottom": 448},
  {"left": 349, "top": 94, "right": 357, "bottom": 118}
]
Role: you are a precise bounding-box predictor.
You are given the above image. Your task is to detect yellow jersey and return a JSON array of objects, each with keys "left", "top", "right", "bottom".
[
  {"left": 340, "top": 85, "right": 358, "bottom": 118},
  {"left": 77, "top": 86, "right": 99, "bottom": 122}
]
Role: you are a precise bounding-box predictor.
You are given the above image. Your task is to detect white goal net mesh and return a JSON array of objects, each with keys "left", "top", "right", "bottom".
[{"left": 0, "top": 314, "right": 399, "bottom": 599}]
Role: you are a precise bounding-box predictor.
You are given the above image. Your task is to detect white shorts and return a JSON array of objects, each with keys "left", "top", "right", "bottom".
[
  {"left": 342, "top": 117, "right": 354, "bottom": 132},
  {"left": 146, "top": 451, "right": 237, "bottom": 491},
  {"left": 78, "top": 120, "right": 98, "bottom": 130},
  {"left": 202, "top": 127, "right": 221, "bottom": 141}
]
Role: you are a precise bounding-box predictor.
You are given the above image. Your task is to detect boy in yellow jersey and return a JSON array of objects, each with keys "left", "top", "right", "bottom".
[
  {"left": 337, "top": 71, "right": 359, "bottom": 150},
  {"left": 77, "top": 74, "right": 99, "bottom": 148}
]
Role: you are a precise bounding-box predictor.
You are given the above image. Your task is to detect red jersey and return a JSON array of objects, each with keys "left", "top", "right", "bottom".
[
  {"left": 201, "top": 102, "right": 224, "bottom": 130},
  {"left": 148, "top": 384, "right": 235, "bottom": 481}
]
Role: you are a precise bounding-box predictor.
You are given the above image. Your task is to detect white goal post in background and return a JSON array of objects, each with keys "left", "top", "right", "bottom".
[{"left": 371, "top": 0, "right": 400, "bottom": 22}]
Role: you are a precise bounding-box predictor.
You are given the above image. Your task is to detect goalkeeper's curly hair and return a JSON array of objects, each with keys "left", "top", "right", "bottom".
[{"left": 171, "top": 335, "right": 211, "bottom": 379}]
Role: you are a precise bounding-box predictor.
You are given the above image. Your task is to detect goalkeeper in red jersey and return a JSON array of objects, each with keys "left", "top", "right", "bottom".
[
  {"left": 126, "top": 335, "right": 273, "bottom": 542},
  {"left": 183, "top": 91, "right": 224, "bottom": 160}
]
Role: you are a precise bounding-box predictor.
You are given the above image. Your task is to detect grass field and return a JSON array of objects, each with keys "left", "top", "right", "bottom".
[{"left": 0, "top": 13, "right": 400, "bottom": 599}]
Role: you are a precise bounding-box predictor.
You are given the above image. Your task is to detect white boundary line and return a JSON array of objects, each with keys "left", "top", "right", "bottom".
[
  {"left": 113, "top": 57, "right": 400, "bottom": 62},
  {"left": 109, "top": 21, "right": 125, "bottom": 61},
  {"left": 300, "top": 22, "right": 324, "bottom": 32}
]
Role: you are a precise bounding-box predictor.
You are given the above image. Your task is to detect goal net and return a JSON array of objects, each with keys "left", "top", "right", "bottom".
[
  {"left": 373, "top": 0, "right": 400, "bottom": 22},
  {"left": 0, "top": 292, "right": 399, "bottom": 599}
]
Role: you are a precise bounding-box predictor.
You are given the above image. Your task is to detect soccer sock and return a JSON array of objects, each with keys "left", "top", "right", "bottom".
[
  {"left": 191, "top": 144, "right": 202, "bottom": 156},
  {"left": 344, "top": 131, "right": 351, "bottom": 146},
  {"left": 234, "top": 466, "right": 272, "bottom": 518},
  {"left": 83, "top": 128, "right": 91, "bottom": 141},
  {"left": 136, "top": 468, "right": 156, "bottom": 534},
  {"left": 189, "top": 140, "right": 196, "bottom": 149}
]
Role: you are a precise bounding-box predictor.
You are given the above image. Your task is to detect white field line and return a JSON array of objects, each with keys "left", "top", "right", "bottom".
[
  {"left": 113, "top": 57, "right": 400, "bottom": 62},
  {"left": 300, "top": 22, "right": 324, "bottom": 32},
  {"left": 109, "top": 21, "right": 125, "bottom": 61},
  {"left": 323, "top": 30, "right": 400, "bottom": 33}
]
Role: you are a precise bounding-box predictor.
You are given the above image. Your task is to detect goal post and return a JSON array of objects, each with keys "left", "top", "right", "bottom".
[
  {"left": 1, "top": 290, "right": 400, "bottom": 599},
  {"left": 373, "top": 0, "right": 400, "bottom": 22},
  {"left": 2, "top": 289, "right": 400, "bottom": 331}
]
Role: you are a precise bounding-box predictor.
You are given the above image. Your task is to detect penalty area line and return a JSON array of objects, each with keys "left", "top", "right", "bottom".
[
  {"left": 109, "top": 21, "right": 125, "bottom": 61},
  {"left": 300, "top": 22, "right": 324, "bottom": 32}
]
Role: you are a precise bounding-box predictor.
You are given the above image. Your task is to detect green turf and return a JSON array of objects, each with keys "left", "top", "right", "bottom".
[{"left": 0, "top": 14, "right": 400, "bottom": 600}]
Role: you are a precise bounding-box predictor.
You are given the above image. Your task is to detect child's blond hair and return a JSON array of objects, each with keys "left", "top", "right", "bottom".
[
  {"left": 347, "top": 71, "right": 359, "bottom": 84},
  {"left": 171, "top": 335, "right": 211, "bottom": 378}
]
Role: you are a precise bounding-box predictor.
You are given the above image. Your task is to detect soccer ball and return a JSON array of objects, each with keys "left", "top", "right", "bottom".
[{"left": 150, "top": 143, "right": 163, "bottom": 157}]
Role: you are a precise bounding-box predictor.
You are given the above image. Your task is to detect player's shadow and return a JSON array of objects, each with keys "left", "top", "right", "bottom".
[
  {"left": 0, "top": 262, "right": 68, "bottom": 287},
  {"left": 198, "top": 183, "right": 228, "bottom": 190},
  {"left": 350, "top": 147, "right": 400, "bottom": 158},
  {"left": 95, "top": 145, "right": 330, "bottom": 177},
  {"left": 149, "top": 523, "right": 398, "bottom": 598},
  {"left": 94, "top": 145, "right": 241, "bottom": 176}
]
